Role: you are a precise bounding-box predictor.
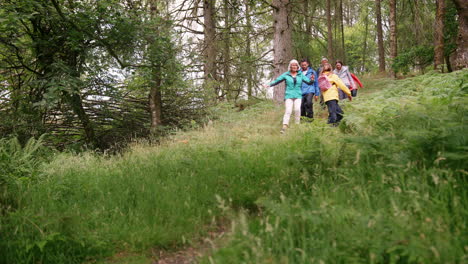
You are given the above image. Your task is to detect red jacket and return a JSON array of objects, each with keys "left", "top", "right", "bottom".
[{"left": 351, "top": 73, "right": 363, "bottom": 88}]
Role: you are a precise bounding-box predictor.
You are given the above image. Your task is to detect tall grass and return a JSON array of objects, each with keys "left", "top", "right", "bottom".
[
  {"left": 203, "top": 70, "right": 468, "bottom": 263},
  {"left": 0, "top": 102, "right": 310, "bottom": 263},
  {"left": 1, "top": 70, "right": 467, "bottom": 263}
]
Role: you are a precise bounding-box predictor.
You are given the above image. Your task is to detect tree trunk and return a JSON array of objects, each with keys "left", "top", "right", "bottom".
[
  {"left": 334, "top": 0, "right": 339, "bottom": 61},
  {"left": 223, "top": 0, "right": 232, "bottom": 100},
  {"left": 340, "top": 0, "right": 346, "bottom": 63},
  {"left": 389, "top": 0, "right": 397, "bottom": 78},
  {"left": 245, "top": 0, "right": 253, "bottom": 98},
  {"left": 413, "top": 0, "right": 423, "bottom": 45},
  {"left": 452, "top": 0, "right": 468, "bottom": 70},
  {"left": 326, "top": 0, "right": 334, "bottom": 63},
  {"left": 66, "top": 93, "right": 97, "bottom": 146},
  {"left": 304, "top": 0, "right": 312, "bottom": 35},
  {"left": 203, "top": 0, "right": 219, "bottom": 97},
  {"left": 149, "top": 69, "right": 163, "bottom": 133},
  {"left": 65, "top": 49, "right": 98, "bottom": 147},
  {"left": 446, "top": 54, "right": 453, "bottom": 72},
  {"left": 149, "top": 0, "right": 163, "bottom": 133},
  {"left": 362, "top": 6, "right": 369, "bottom": 72},
  {"left": 434, "top": 0, "right": 445, "bottom": 71},
  {"left": 376, "top": 0, "right": 386, "bottom": 72},
  {"left": 272, "top": 0, "right": 292, "bottom": 103}
]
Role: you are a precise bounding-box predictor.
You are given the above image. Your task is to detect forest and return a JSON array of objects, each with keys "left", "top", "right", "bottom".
[
  {"left": 0, "top": 0, "right": 467, "bottom": 263},
  {"left": 0, "top": 0, "right": 466, "bottom": 149}
]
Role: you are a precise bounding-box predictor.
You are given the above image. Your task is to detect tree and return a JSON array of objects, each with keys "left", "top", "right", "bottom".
[
  {"left": 444, "top": 0, "right": 459, "bottom": 72},
  {"left": 272, "top": 0, "right": 293, "bottom": 103},
  {"left": 340, "top": 0, "right": 346, "bottom": 63},
  {"left": 148, "top": 0, "right": 164, "bottom": 133},
  {"left": 452, "top": 0, "right": 468, "bottom": 70},
  {"left": 375, "top": 0, "right": 385, "bottom": 72},
  {"left": 389, "top": 0, "right": 397, "bottom": 77},
  {"left": 245, "top": 0, "right": 254, "bottom": 98},
  {"left": 222, "top": 0, "right": 232, "bottom": 100},
  {"left": 203, "top": 0, "right": 219, "bottom": 98},
  {"left": 434, "top": 0, "right": 446, "bottom": 71},
  {"left": 362, "top": 3, "right": 369, "bottom": 71},
  {"left": 326, "top": 0, "right": 334, "bottom": 63}
]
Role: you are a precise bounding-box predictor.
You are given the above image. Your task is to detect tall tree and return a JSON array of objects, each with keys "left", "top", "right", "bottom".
[
  {"left": 272, "top": 0, "right": 293, "bottom": 103},
  {"left": 413, "top": 0, "right": 423, "bottom": 45},
  {"left": 149, "top": 0, "right": 163, "bottom": 133},
  {"left": 340, "top": 0, "right": 346, "bottom": 63},
  {"left": 203, "top": 0, "right": 219, "bottom": 97},
  {"left": 245, "top": 0, "right": 254, "bottom": 98},
  {"left": 452, "top": 0, "right": 468, "bottom": 70},
  {"left": 389, "top": 0, "right": 397, "bottom": 77},
  {"left": 222, "top": 0, "right": 232, "bottom": 100},
  {"left": 326, "top": 0, "right": 334, "bottom": 63},
  {"left": 362, "top": 4, "right": 369, "bottom": 71},
  {"left": 375, "top": 0, "right": 386, "bottom": 72},
  {"left": 434, "top": 0, "right": 446, "bottom": 71}
]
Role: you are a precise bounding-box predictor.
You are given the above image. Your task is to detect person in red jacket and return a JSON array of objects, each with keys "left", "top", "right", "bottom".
[{"left": 350, "top": 73, "right": 363, "bottom": 97}]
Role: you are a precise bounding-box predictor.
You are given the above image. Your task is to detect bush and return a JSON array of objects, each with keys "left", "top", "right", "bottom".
[
  {"left": 0, "top": 135, "right": 51, "bottom": 213},
  {"left": 392, "top": 45, "right": 434, "bottom": 74}
]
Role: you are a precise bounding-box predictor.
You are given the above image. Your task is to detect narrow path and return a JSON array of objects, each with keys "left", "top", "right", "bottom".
[{"left": 153, "top": 223, "right": 228, "bottom": 264}]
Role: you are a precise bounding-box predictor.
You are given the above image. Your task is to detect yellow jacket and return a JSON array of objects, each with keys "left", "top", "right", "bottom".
[{"left": 322, "top": 72, "right": 351, "bottom": 102}]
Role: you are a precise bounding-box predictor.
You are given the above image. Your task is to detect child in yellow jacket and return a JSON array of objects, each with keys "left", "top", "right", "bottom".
[{"left": 319, "top": 63, "right": 352, "bottom": 125}]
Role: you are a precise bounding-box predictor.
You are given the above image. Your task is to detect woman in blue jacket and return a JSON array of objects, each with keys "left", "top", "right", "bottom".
[
  {"left": 299, "top": 58, "right": 320, "bottom": 120},
  {"left": 265, "top": 59, "right": 314, "bottom": 133}
]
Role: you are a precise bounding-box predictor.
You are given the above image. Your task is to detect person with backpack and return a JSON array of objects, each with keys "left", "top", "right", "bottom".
[
  {"left": 318, "top": 63, "right": 352, "bottom": 125},
  {"left": 333, "top": 60, "right": 356, "bottom": 100},
  {"left": 264, "top": 59, "right": 314, "bottom": 133},
  {"left": 299, "top": 58, "right": 320, "bottom": 120}
]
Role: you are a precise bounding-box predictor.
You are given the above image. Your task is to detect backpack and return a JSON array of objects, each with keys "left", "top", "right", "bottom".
[{"left": 318, "top": 74, "right": 332, "bottom": 92}]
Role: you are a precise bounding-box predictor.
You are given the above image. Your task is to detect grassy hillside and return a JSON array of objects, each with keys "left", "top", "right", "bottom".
[
  {"left": 1, "top": 70, "right": 467, "bottom": 263},
  {"left": 204, "top": 70, "right": 468, "bottom": 263}
]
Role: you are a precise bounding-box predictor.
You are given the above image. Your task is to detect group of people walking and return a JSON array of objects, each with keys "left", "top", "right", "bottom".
[{"left": 265, "top": 57, "right": 362, "bottom": 133}]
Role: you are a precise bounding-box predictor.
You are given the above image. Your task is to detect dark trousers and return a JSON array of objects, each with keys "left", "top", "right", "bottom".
[
  {"left": 301, "top": 93, "right": 314, "bottom": 118},
  {"left": 325, "top": 100, "right": 344, "bottom": 124}
]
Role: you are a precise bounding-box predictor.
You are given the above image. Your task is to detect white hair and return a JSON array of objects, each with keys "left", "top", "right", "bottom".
[{"left": 288, "top": 59, "right": 299, "bottom": 71}]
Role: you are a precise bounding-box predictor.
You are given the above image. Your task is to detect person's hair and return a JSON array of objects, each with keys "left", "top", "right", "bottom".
[
  {"left": 320, "top": 63, "right": 332, "bottom": 75},
  {"left": 321, "top": 57, "right": 328, "bottom": 62},
  {"left": 335, "top": 60, "right": 343, "bottom": 66},
  {"left": 300, "top": 58, "right": 310, "bottom": 65},
  {"left": 288, "top": 59, "right": 300, "bottom": 72}
]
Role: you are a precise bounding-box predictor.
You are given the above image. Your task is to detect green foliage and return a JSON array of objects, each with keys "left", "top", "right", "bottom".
[
  {"left": 0, "top": 0, "right": 203, "bottom": 150},
  {"left": 0, "top": 135, "right": 51, "bottom": 213},
  {"left": 392, "top": 46, "right": 434, "bottom": 74},
  {"left": 444, "top": 1, "right": 458, "bottom": 60}
]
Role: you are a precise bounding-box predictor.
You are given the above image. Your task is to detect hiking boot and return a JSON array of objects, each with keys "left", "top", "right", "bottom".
[{"left": 280, "top": 125, "right": 288, "bottom": 134}]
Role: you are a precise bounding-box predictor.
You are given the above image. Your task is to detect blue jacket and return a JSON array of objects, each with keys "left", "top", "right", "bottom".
[
  {"left": 300, "top": 67, "right": 320, "bottom": 96},
  {"left": 270, "top": 71, "right": 314, "bottom": 99}
]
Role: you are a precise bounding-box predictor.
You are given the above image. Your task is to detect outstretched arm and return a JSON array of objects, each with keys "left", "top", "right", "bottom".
[
  {"left": 334, "top": 76, "right": 352, "bottom": 100},
  {"left": 268, "top": 74, "right": 286, "bottom": 87}
]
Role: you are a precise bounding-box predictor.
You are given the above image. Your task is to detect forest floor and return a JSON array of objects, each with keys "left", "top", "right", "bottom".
[{"left": 2, "top": 70, "right": 467, "bottom": 264}]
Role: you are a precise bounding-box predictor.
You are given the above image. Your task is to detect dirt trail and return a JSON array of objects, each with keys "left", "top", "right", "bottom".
[{"left": 153, "top": 223, "right": 228, "bottom": 264}]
